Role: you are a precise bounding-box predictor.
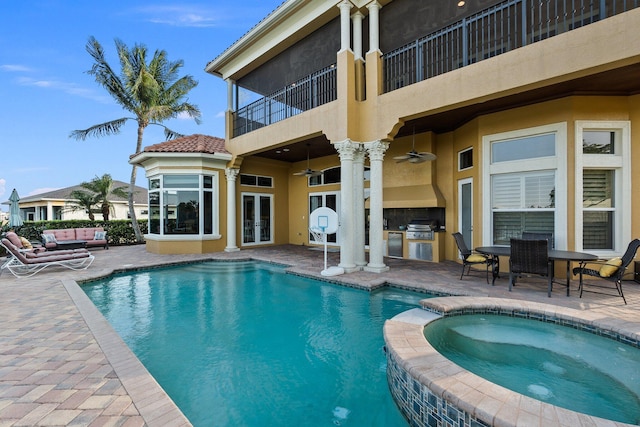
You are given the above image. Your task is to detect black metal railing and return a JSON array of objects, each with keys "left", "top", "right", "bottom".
[
  {"left": 383, "top": 0, "right": 639, "bottom": 92},
  {"left": 233, "top": 65, "right": 337, "bottom": 137}
]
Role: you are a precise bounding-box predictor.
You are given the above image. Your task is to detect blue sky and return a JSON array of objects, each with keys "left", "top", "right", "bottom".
[{"left": 0, "top": 1, "right": 284, "bottom": 210}]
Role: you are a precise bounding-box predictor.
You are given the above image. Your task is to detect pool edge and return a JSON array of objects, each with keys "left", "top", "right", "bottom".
[
  {"left": 384, "top": 296, "right": 638, "bottom": 427},
  {"left": 63, "top": 279, "right": 193, "bottom": 427}
]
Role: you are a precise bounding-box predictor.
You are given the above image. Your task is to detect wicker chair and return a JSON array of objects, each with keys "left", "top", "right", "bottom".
[
  {"left": 522, "top": 231, "right": 554, "bottom": 249},
  {"left": 509, "top": 238, "right": 553, "bottom": 297},
  {"left": 452, "top": 232, "right": 492, "bottom": 283},
  {"left": 572, "top": 239, "right": 640, "bottom": 304}
]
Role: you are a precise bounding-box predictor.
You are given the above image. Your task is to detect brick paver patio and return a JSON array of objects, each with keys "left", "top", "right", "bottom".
[{"left": 1, "top": 244, "right": 638, "bottom": 426}]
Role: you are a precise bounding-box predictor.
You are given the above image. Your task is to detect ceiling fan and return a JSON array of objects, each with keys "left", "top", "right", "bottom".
[
  {"left": 393, "top": 127, "right": 437, "bottom": 163},
  {"left": 293, "top": 144, "right": 323, "bottom": 177}
]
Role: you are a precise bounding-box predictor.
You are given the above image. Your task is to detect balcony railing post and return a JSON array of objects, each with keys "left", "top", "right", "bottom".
[
  {"left": 522, "top": 0, "right": 527, "bottom": 46},
  {"left": 416, "top": 39, "right": 423, "bottom": 83}
]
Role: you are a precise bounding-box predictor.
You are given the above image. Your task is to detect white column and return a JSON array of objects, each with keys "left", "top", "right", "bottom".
[
  {"left": 338, "top": 1, "right": 352, "bottom": 52},
  {"left": 335, "top": 139, "right": 358, "bottom": 272},
  {"left": 225, "top": 168, "right": 240, "bottom": 252},
  {"left": 367, "top": 1, "right": 381, "bottom": 54},
  {"left": 352, "top": 11, "right": 363, "bottom": 61},
  {"left": 364, "top": 140, "right": 389, "bottom": 272},
  {"left": 47, "top": 202, "right": 53, "bottom": 221},
  {"left": 353, "top": 145, "right": 366, "bottom": 268},
  {"left": 226, "top": 79, "right": 234, "bottom": 112}
]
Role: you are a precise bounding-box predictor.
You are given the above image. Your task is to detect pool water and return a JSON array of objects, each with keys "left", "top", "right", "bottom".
[
  {"left": 83, "top": 261, "right": 426, "bottom": 426},
  {"left": 424, "top": 314, "right": 640, "bottom": 424}
]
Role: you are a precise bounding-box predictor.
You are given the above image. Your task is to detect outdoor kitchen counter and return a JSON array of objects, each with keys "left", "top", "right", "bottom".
[{"left": 383, "top": 230, "right": 445, "bottom": 262}]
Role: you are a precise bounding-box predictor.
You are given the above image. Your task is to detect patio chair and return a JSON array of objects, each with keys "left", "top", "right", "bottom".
[
  {"left": 522, "top": 231, "right": 554, "bottom": 249},
  {"left": 572, "top": 239, "right": 640, "bottom": 304},
  {"left": 509, "top": 238, "right": 553, "bottom": 297},
  {"left": 1, "top": 237, "right": 94, "bottom": 278},
  {"left": 452, "top": 232, "right": 492, "bottom": 283}
]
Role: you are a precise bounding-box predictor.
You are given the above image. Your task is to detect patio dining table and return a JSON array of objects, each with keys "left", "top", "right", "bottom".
[{"left": 475, "top": 246, "right": 598, "bottom": 296}]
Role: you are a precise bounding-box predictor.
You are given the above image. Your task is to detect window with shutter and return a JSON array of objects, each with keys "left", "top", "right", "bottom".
[{"left": 575, "top": 123, "right": 630, "bottom": 254}]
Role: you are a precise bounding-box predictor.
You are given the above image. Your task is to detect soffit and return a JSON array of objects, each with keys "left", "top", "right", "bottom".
[
  {"left": 205, "top": 0, "right": 340, "bottom": 81},
  {"left": 399, "top": 63, "right": 640, "bottom": 137}
]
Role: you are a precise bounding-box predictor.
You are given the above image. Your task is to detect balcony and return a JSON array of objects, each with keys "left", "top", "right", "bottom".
[
  {"left": 233, "top": 65, "right": 337, "bottom": 138},
  {"left": 383, "top": 0, "right": 639, "bottom": 93}
]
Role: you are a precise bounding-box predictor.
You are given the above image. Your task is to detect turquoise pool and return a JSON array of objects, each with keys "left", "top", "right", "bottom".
[
  {"left": 83, "top": 260, "right": 427, "bottom": 426},
  {"left": 424, "top": 314, "right": 640, "bottom": 424}
]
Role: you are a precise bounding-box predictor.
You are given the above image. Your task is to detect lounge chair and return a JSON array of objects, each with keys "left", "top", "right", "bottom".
[
  {"left": 452, "top": 232, "right": 493, "bottom": 283},
  {"left": 1, "top": 237, "right": 94, "bottom": 278},
  {"left": 572, "top": 239, "right": 640, "bottom": 304}
]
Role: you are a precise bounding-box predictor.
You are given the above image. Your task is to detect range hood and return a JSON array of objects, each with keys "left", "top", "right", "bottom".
[{"left": 366, "top": 184, "right": 446, "bottom": 208}]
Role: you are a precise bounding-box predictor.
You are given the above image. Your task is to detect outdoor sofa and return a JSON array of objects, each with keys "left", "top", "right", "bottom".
[{"left": 42, "top": 227, "right": 108, "bottom": 250}]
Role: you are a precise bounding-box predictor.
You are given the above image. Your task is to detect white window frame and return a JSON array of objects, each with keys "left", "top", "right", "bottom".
[
  {"left": 147, "top": 173, "right": 220, "bottom": 240},
  {"left": 575, "top": 121, "right": 631, "bottom": 257},
  {"left": 458, "top": 147, "right": 473, "bottom": 171},
  {"left": 482, "top": 122, "right": 567, "bottom": 248}
]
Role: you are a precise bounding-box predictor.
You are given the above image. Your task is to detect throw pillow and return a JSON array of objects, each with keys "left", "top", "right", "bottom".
[
  {"left": 466, "top": 254, "right": 487, "bottom": 263},
  {"left": 19, "top": 237, "right": 33, "bottom": 249},
  {"left": 94, "top": 231, "right": 106, "bottom": 240},
  {"left": 42, "top": 233, "right": 57, "bottom": 244},
  {"left": 599, "top": 257, "right": 623, "bottom": 277}
]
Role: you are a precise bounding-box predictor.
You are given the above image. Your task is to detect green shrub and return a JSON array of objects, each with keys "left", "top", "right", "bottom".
[{"left": 0, "top": 220, "right": 147, "bottom": 256}]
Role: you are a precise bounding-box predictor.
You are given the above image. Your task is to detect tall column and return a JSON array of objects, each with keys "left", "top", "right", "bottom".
[
  {"left": 367, "top": 1, "right": 381, "bottom": 54},
  {"left": 364, "top": 140, "right": 389, "bottom": 272},
  {"left": 353, "top": 146, "right": 366, "bottom": 268},
  {"left": 338, "top": 1, "right": 352, "bottom": 52},
  {"left": 225, "top": 168, "right": 240, "bottom": 252},
  {"left": 226, "top": 79, "right": 234, "bottom": 111},
  {"left": 335, "top": 139, "right": 358, "bottom": 272},
  {"left": 352, "top": 11, "right": 363, "bottom": 61}
]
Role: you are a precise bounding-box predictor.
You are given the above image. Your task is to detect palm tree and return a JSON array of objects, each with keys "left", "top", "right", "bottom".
[
  {"left": 67, "top": 190, "right": 99, "bottom": 221},
  {"left": 78, "top": 174, "right": 129, "bottom": 221},
  {"left": 70, "top": 36, "right": 201, "bottom": 241}
]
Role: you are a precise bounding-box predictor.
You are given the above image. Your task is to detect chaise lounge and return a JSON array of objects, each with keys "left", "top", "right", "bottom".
[{"left": 1, "top": 237, "right": 94, "bottom": 278}]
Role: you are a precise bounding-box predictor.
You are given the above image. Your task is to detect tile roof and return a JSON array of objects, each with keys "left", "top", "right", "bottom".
[{"left": 142, "top": 134, "right": 230, "bottom": 155}]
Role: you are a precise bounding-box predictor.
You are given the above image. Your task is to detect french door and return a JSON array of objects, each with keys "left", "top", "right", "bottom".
[
  {"left": 309, "top": 191, "right": 340, "bottom": 245},
  {"left": 242, "top": 193, "right": 273, "bottom": 245}
]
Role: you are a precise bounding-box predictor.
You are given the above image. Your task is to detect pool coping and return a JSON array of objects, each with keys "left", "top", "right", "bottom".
[
  {"left": 383, "top": 296, "right": 638, "bottom": 427},
  {"left": 63, "top": 279, "right": 193, "bottom": 426}
]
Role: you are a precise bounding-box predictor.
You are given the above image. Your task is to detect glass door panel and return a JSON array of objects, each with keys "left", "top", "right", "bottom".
[{"left": 242, "top": 193, "right": 273, "bottom": 245}]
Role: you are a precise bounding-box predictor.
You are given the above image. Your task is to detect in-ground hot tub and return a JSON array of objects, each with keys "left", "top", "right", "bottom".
[{"left": 383, "top": 297, "right": 640, "bottom": 427}]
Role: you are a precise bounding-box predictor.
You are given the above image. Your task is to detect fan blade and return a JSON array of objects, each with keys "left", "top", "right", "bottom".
[
  {"left": 408, "top": 157, "right": 426, "bottom": 164},
  {"left": 294, "top": 169, "right": 322, "bottom": 177},
  {"left": 417, "top": 152, "right": 437, "bottom": 161},
  {"left": 393, "top": 154, "right": 410, "bottom": 160}
]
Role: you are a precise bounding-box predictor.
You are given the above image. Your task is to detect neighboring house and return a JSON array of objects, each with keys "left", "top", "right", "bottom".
[
  {"left": 16, "top": 181, "right": 149, "bottom": 221},
  {"left": 133, "top": 0, "right": 640, "bottom": 271}
]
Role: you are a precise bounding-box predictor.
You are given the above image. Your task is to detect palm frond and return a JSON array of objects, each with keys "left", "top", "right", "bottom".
[
  {"left": 163, "top": 127, "right": 184, "bottom": 140},
  {"left": 86, "top": 37, "right": 133, "bottom": 109},
  {"left": 69, "top": 118, "right": 130, "bottom": 140}
]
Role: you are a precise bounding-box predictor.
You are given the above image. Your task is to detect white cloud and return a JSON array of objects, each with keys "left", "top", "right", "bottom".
[
  {"left": 215, "top": 110, "right": 225, "bottom": 118},
  {"left": 16, "top": 77, "right": 111, "bottom": 103},
  {"left": 0, "top": 64, "right": 33, "bottom": 72},
  {"left": 134, "top": 5, "right": 223, "bottom": 27},
  {"left": 0, "top": 178, "right": 5, "bottom": 198}
]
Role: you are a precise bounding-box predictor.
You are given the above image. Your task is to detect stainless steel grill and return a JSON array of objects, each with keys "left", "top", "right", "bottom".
[{"left": 406, "top": 219, "right": 435, "bottom": 240}]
